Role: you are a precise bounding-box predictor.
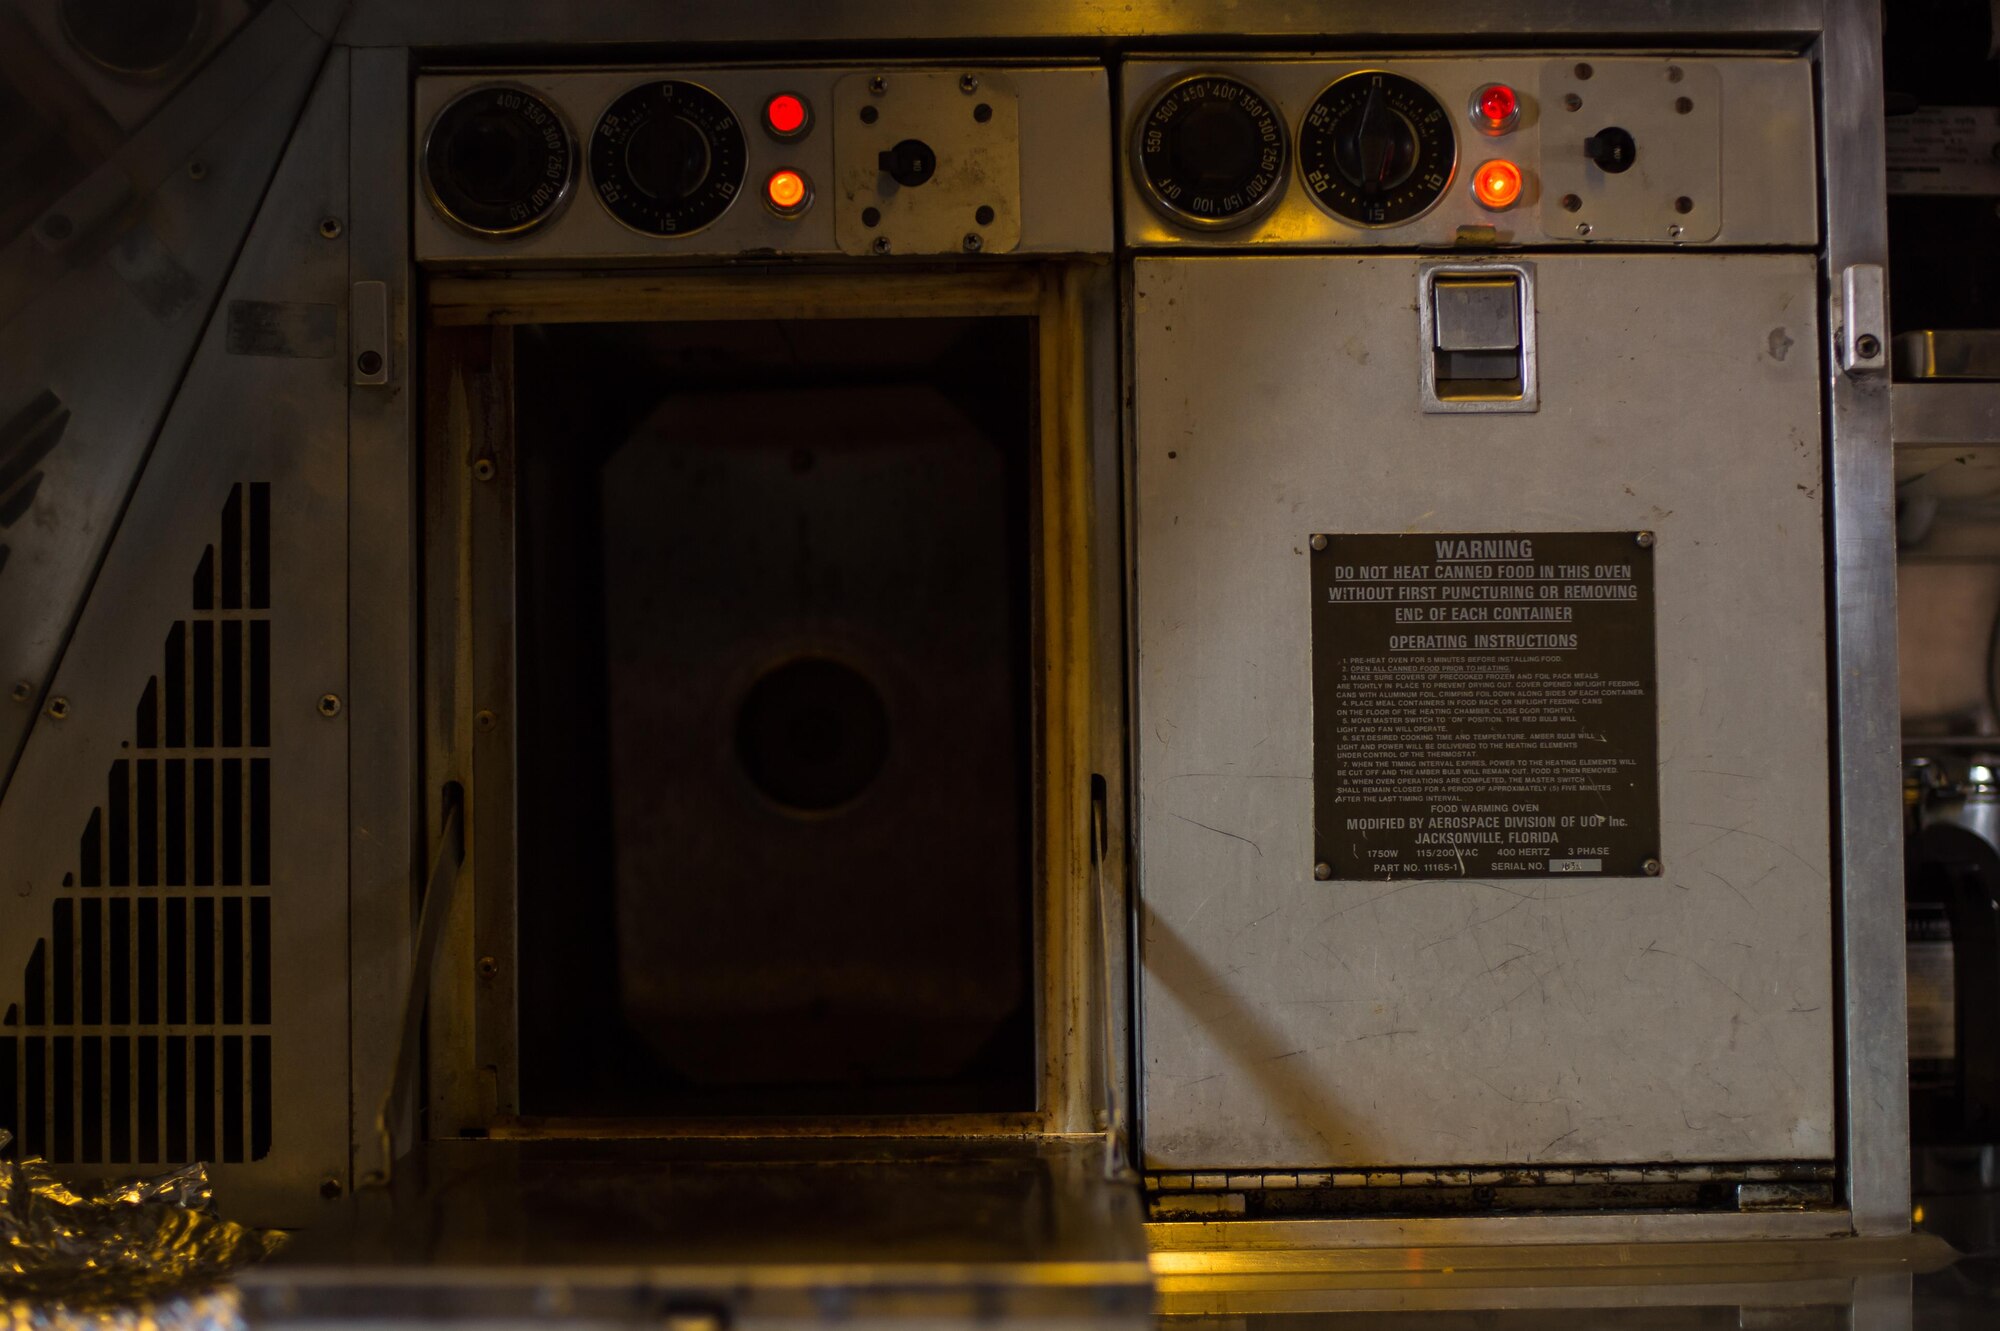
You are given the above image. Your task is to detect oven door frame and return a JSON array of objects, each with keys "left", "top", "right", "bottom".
[{"left": 414, "top": 263, "right": 1128, "bottom": 1146}]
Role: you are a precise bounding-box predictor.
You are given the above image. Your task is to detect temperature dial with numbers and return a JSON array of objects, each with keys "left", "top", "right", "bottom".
[
  {"left": 590, "top": 80, "right": 747, "bottom": 237},
  {"left": 1299, "top": 71, "right": 1457, "bottom": 226},
  {"left": 1135, "top": 74, "right": 1287, "bottom": 229}
]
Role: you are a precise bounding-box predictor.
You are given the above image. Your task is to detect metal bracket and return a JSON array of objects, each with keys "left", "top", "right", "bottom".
[
  {"left": 350, "top": 279, "right": 390, "bottom": 386},
  {"left": 1834, "top": 262, "right": 1888, "bottom": 377}
]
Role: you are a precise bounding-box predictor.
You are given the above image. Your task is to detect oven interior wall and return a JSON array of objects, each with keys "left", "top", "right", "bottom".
[{"left": 511, "top": 316, "right": 1039, "bottom": 1118}]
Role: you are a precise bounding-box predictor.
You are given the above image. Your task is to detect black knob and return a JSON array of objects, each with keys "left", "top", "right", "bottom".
[
  {"left": 626, "top": 112, "right": 713, "bottom": 200},
  {"left": 1584, "top": 126, "right": 1638, "bottom": 174},
  {"left": 878, "top": 138, "right": 937, "bottom": 187},
  {"left": 1342, "top": 78, "right": 1419, "bottom": 197}
]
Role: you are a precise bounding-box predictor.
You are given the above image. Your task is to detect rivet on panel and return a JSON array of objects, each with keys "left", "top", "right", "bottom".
[
  {"left": 1313, "top": 862, "right": 1333, "bottom": 881},
  {"left": 473, "top": 458, "right": 497, "bottom": 482},
  {"left": 478, "top": 956, "right": 500, "bottom": 980},
  {"left": 475, "top": 709, "right": 498, "bottom": 732},
  {"left": 1636, "top": 531, "right": 1655, "bottom": 547},
  {"left": 1642, "top": 858, "right": 1663, "bottom": 877},
  {"left": 1310, "top": 535, "right": 1328, "bottom": 552}
]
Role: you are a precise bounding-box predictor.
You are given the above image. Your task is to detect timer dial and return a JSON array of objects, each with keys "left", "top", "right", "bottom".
[
  {"left": 423, "top": 85, "right": 575, "bottom": 237},
  {"left": 591, "top": 80, "right": 747, "bottom": 237},
  {"left": 1135, "top": 74, "right": 1287, "bottom": 229},
  {"left": 1299, "top": 71, "right": 1457, "bottom": 226}
]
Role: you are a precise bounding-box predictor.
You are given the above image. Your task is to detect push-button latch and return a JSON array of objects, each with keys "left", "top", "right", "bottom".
[{"left": 1418, "top": 262, "right": 1540, "bottom": 413}]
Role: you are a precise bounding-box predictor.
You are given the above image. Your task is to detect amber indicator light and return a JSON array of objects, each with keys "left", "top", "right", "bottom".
[
  {"left": 1472, "top": 159, "right": 1524, "bottom": 209},
  {"left": 765, "top": 92, "right": 811, "bottom": 138},
  {"left": 765, "top": 168, "right": 811, "bottom": 214}
]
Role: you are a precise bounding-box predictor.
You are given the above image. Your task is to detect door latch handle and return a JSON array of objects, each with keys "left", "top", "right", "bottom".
[{"left": 1834, "top": 263, "right": 1888, "bottom": 377}]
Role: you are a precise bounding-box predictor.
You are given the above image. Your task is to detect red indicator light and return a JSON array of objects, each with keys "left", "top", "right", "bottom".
[
  {"left": 1473, "top": 159, "right": 1524, "bottom": 209},
  {"left": 766, "top": 168, "right": 811, "bottom": 214},
  {"left": 765, "top": 93, "right": 810, "bottom": 137},
  {"left": 1471, "top": 82, "right": 1522, "bottom": 133}
]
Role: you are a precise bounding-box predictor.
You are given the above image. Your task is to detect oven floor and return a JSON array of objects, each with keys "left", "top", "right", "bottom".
[{"left": 240, "top": 1136, "right": 1151, "bottom": 1326}]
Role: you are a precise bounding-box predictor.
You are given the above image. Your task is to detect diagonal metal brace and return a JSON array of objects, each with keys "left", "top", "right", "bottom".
[{"left": 369, "top": 781, "right": 466, "bottom": 1186}]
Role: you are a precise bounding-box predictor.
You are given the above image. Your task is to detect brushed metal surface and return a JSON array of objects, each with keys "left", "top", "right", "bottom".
[
  {"left": 344, "top": 43, "right": 420, "bottom": 1187},
  {"left": 412, "top": 66, "right": 1109, "bottom": 263},
  {"left": 1120, "top": 57, "right": 1815, "bottom": 250},
  {"left": 1817, "top": 0, "right": 1910, "bottom": 1238},
  {"left": 0, "top": 1, "right": 328, "bottom": 809},
  {"left": 1133, "top": 253, "right": 1831, "bottom": 1171},
  {"left": 0, "top": 51, "right": 354, "bottom": 1225},
  {"left": 333, "top": 0, "right": 1825, "bottom": 47}
]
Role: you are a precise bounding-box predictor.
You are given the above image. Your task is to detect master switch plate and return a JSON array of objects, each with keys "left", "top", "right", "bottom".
[{"left": 833, "top": 70, "right": 1022, "bottom": 256}]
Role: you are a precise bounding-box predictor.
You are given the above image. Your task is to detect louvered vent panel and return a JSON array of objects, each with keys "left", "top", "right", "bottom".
[{"left": 1, "top": 483, "right": 274, "bottom": 1164}]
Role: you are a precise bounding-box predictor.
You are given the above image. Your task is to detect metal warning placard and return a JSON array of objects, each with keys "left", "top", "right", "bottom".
[{"left": 1311, "top": 531, "right": 1660, "bottom": 881}]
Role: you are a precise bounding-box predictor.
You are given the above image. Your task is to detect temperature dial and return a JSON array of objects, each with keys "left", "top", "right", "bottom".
[
  {"left": 591, "top": 80, "right": 747, "bottom": 236},
  {"left": 423, "top": 85, "right": 574, "bottom": 237},
  {"left": 1299, "top": 71, "right": 1457, "bottom": 226},
  {"left": 1135, "top": 74, "right": 1286, "bottom": 229}
]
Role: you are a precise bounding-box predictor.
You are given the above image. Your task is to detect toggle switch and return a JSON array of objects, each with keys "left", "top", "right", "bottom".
[{"left": 1419, "top": 262, "right": 1539, "bottom": 412}]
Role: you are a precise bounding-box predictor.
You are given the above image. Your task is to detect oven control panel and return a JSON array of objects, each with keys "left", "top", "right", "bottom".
[
  {"left": 414, "top": 65, "right": 1111, "bottom": 263},
  {"left": 1120, "top": 57, "right": 1816, "bottom": 248}
]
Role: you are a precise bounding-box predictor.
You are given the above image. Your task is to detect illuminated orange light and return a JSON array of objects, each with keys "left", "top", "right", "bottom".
[
  {"left": 1473, "top": 159, "right": 1524, "bottom": 210},
  {"left": 766, "top": 169, "right": 809, "bottom": 213}
]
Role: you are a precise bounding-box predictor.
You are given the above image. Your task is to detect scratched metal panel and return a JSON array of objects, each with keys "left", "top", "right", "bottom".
[
  {"left": 0, "top": 1, "right": 328, "bottom": 806},
  {"left": 0, "top": 54, "right": 350, "bottom": 1225},
  {"left": 1133, "top": 252, "right": 1832, "bottom": 1170}
]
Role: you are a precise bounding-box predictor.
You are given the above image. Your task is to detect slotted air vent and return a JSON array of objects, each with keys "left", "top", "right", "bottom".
[{"left": 1, "top": 482, "right": 273, "bottom": 1165}]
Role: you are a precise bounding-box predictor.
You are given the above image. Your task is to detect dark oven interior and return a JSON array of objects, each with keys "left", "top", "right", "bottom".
[{"left": 508, "top": 314, "right": 1041, "bottom": 1119}]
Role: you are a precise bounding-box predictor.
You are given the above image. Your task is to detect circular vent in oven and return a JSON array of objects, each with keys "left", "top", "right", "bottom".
[
  {"left": 60, "top": 0, "right": 202, "bottom": 76},
  {"left": 422, "top": 84, "right": 576, "bottom": 238}
]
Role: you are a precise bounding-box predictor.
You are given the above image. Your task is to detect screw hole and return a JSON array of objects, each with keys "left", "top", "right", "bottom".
[
  {"left": 1674, "top": 195, "right": 1694, "bottom": 214},
  {"left": 1561, "top": 193, "right": 1582, "bottom": 212},
  {"left": 973, "top": 102, "right": 992, "bottom": 123},
  {"left": 1574, "top": 62, "right": 1594, "bottom": 80},
  {"left": 975, "top": 204, "right": 995, "bottom": 225},
  {"left": 1675, "top": 96, "right": 1694, "bottom": 115},
  {"left": 861, "top": 205, "right": 881, "bottom": 227},
  {"left": 355, "top": 349, "right": 384, "bottom": 377},
  {"left": 859, "top": 104, "right": 878, "bottom": 125},
  {"left": 318, "top": 217, "right": 343, "bottom": 239},
  {"left": 187, "top": 160, "right": 208, "bottom": 180},
  {"left": 46, "top": 697, "right": 69, "bottom": 720}
]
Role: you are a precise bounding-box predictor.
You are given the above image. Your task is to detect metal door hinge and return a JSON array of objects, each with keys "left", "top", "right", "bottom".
[{"left": 1834, "top": 263, "right": 1887, "bottom": 377}]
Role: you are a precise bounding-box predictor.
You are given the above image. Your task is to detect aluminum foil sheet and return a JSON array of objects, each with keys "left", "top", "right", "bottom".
[{"left": 1, "top": 1130, "right": 282, "bottom": 1331}]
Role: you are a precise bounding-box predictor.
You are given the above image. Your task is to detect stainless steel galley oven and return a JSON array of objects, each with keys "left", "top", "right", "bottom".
[{"left": 0, "top": 0, "right": 1905, "bottom": 1292}]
